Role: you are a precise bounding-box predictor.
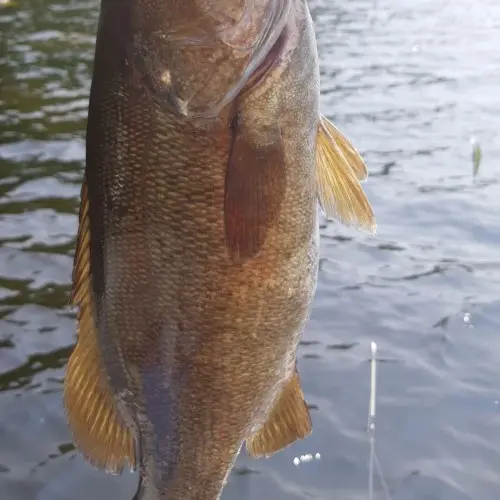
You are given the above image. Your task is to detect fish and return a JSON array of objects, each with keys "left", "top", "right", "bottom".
[{"left": 62, "top": 0, "right": 376, "bottom": 498}]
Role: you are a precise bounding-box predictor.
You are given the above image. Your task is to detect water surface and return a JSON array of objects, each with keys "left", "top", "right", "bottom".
[{"left": 1, "top": 0, "right": 500, "bottom": 498}]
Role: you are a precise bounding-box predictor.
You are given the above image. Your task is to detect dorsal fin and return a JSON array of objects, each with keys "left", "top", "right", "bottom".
[{"left": 63, "top": 176, "right": 136, "bottom": 474}]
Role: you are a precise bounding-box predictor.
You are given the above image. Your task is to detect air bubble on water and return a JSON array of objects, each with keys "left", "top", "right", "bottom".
[
  {"left": 293, "top": 452, "right": 321, "bottom": 466},
  {"left": 463, "top": 312, "right": 473, "bottom": 328}
]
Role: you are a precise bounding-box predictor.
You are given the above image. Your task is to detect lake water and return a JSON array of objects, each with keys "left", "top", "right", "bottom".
[{"left": 1, "top": 0, "right": 500, "bottom": 498}]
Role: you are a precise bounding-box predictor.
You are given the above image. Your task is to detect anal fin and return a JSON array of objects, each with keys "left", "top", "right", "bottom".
[
  {"left": 246, "top": 369, "right": 312, "bottom": 458},
  {"left": 63, "top": 176, "right": 136, "bottom": 474},
  {"left": 224, "top": 116, "right": 286, "bottom": 259}
]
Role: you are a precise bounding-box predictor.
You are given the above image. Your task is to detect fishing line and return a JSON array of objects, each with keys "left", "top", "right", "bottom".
[{"left": 367, "top": 341, "right": 392, "bottom": 500}]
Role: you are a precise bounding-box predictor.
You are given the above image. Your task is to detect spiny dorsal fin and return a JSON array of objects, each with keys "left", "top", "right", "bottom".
[
  {"left": 316, "top": 115, "right": 376, "bottom": 233},
  {"left": 63, "top": 176, "right": 136, "bottom": 474},
  {"left": 246, "top": 369, "right": 312, "bottom": 458}
]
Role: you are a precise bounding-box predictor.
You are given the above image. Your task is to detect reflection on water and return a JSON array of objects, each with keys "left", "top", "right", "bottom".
[{"left": 1, "top": 0, "right": 500, "bottom": 499}]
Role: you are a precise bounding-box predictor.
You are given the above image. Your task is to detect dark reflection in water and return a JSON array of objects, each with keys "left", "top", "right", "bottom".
[
  {"left": 0, "top": 345, "right": 71, "bottom": 392},
  {"left": 1, "top": 0, "right": 500, "bottom": 499}
]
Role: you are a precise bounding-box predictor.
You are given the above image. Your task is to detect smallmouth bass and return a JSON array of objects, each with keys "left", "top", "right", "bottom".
[{"left": 63, "top": 0, "right": 376, "bottom": 498}]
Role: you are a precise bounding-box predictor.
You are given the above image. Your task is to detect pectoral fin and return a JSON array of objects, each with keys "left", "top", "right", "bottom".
[
  {"left": 316, "top": 115, "right": 376, "bottom": 233},
  {"left": 63, "top": 177, "right": 136, "bottom": 474},
  {"left": 246, "top": 369, "right": 312, "bottom": 458},
  {"left": 224, "top": 116, "right": 286, "bottom": 259}
]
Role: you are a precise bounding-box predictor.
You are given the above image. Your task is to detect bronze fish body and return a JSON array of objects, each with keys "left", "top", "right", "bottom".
[{"left": 63, "top": 0, "right": 376, "bottom": 498}]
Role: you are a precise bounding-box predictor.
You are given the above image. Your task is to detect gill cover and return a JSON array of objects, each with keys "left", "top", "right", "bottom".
[{"left": 147, "top": 0, "right": 291, "bottom": 119}]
